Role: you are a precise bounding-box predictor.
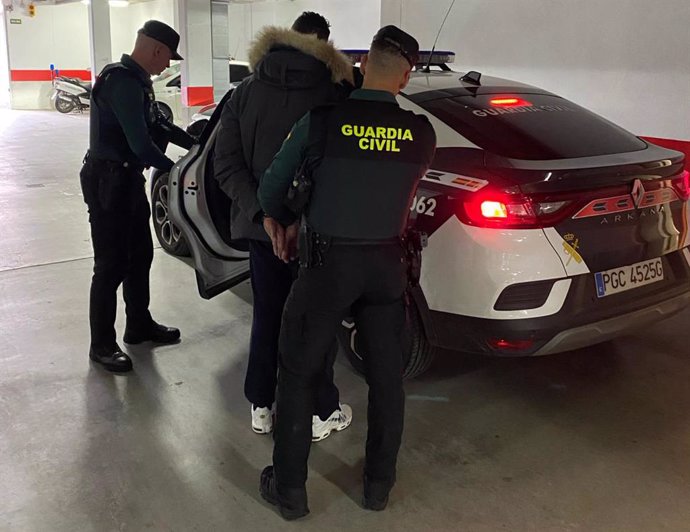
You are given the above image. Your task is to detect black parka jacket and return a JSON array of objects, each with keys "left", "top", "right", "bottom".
[{"left": 213, "top": 27, "right": 354, "bottom": 241}]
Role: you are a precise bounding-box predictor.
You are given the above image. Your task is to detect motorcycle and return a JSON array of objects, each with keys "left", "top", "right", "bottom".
[{"left": 51, "top": 76, "right": 91, "bottom": 114}]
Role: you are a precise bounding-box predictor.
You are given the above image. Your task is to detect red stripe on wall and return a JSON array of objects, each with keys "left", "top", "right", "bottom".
[
  {"left": 641, "top": 136, "right": 690, "bottom": 163},
  {"left": 183, "top": 86, "right": 214, "bottom": 107},
  {"left": 11, "top": 69, "right": 92, "bottom": 82}
]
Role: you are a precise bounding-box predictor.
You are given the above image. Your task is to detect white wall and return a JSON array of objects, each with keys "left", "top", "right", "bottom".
[
  {"left": 228, "top": 0, "right": 381, "bottom": 62},
  {"left": 382, "top": 0, "right": 690, "bottom": 141},
  {"left": 110, "top": 0, "right": 175, "bottom": 59},
  {"left": 7, "top": 3, "right": 90, "bottom": 71},
  {"left": 5, "top": 0, "right": 175, "bottom": 109},
  {"left": 6, "top": 2, "right": 90, "bottom": 109}
]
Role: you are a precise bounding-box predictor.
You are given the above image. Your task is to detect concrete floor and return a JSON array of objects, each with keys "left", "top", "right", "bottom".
[{"left": 1, "top": 109, "right": 690, "bottom": 532}]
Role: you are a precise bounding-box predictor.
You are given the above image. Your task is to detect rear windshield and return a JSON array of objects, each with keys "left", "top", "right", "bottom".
[{"left": 419, "top": 93, "right": 647, "bottom": 160}]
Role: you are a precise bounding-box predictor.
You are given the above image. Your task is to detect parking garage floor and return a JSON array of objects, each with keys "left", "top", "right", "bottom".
[{"left": 2, "top": 108, "right": 690, "bottom": 531}]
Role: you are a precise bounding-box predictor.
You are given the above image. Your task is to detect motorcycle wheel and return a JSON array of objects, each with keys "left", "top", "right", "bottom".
[{"left": 55, "top": 96, "right": 75, "bottom": 114}]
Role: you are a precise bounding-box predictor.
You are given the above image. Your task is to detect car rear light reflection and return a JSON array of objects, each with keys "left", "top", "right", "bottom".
[
  {"left": 488, "top": 338, "right": 535, "bottom": 350},
  {"left": 675, "top": 169, "right": 690, "bottom": 201}
]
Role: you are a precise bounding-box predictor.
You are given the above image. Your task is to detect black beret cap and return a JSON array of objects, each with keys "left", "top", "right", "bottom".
[
  {"left": 372, "top": 25, "right": 420, "bottom": 68},
  {"left": 139, "top": 20, "right": 183, "bottom": 60}
]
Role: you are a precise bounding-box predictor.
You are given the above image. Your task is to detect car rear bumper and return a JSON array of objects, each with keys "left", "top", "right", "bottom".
[
  {"left": 532, "top": 290, "right": 690, "bottom": 355},
  {"left": 427, "top": 247, "right": 690, "bottom": 356}
]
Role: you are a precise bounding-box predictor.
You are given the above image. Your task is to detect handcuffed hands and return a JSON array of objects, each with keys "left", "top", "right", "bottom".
[{"left": 263, "top": 217, "right": 299, "bottom": 264}]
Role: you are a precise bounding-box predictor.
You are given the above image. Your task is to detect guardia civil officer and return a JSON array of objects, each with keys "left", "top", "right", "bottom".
[
  {"left": 80, "top": 21, "right": 194, "bottom": 373},
  {"left": 256, "top": 26, "right": 436, "bottom": 519}
]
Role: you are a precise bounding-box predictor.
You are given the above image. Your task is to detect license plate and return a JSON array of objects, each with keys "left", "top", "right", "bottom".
[{"left": 594, "top": 258, "right": 664, "bottom": 298}]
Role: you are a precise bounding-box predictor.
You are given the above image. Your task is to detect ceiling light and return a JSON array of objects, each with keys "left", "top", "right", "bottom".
[{"left": 109, "top": 0, "right": 129, "bottom": 7}]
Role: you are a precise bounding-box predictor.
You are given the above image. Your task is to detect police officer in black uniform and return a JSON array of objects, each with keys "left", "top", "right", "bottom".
[
  {"left": 80, "top": 20, "right": 194, "bottom": 373},
  {"left": 256, "top": 26, "right": 436, "bottom": 519}
]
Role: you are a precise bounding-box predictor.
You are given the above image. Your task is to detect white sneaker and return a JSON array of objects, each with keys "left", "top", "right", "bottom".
[
  {"left": 312, "top": 403, "right": 353, "bottom": 442},
  {"left": 251, "top": 404, "right": 273, "bottom": 434}
]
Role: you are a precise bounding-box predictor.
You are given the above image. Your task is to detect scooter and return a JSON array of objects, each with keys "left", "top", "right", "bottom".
[{"left": 51, "top": 76, "right": 91, "bottom": 114}]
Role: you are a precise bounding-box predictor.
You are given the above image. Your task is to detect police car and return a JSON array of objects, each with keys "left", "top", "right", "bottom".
[{"left": 159, "top": 51, "right": 690, "bottom": 378}]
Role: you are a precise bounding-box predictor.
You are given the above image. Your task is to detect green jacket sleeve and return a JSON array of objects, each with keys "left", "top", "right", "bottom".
[
  {"left": 258, "top": 113, "right": 310, "bottom": 226},
  {"left": 107, "top": 74, "right": 175, "bottom": 171}
]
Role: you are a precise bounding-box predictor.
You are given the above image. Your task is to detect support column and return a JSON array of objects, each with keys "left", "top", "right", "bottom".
[
  {"left": 177, "top": 0, "right": 213, "bottom": 110},
  {"left": 0, "top": 9, "right": 10, "bottom": 107},
  {"left": 87, "top": 0, "right": 112, "bottom": 80},
  {"left": 381, "top": 0, "right": 403, "bottom": 26}
]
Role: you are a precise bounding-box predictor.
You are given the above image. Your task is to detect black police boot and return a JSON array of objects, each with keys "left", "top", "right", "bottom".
[
  {"left": 362, "top": 475, "right": 392, "bottom": 511},
  {"left": 123, "top": 321, "right": 180, "bottom": 345},
  {"left": 260, "top": 466, "right": 309, "bottom": 521},
  {"left": 89, "top": 344, "right": 133, "bottom": 373}
]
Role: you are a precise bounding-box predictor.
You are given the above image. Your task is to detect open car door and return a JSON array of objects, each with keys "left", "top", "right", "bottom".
[{"left": 168, "top": 90, "right": 250, "bottom": 299}]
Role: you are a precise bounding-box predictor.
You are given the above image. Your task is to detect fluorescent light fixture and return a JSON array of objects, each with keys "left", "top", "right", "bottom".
[{"left": 82, "top": 0, "right": 130, "bottom": 6}]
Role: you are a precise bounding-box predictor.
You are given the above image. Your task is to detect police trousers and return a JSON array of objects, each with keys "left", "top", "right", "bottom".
[
  {"left": 79, "top": 159, "right": 153, "bottom": 349},
  {"left": 273, "top": 242, "right": 408, "bottom": 490}
]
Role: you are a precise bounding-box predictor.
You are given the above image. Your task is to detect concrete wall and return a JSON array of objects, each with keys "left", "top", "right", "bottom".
[
  {"left": 228, "top": 0, "right": 381, "bottom": 62},
  {"left": 5, "top": 0, "right": 175, "bottom": 110},
  {"left": 381, "top": 0, "right": 690, "bottom": 142},
  {"left": 6, "top": 2, "right": 90, "bottom": 109},
  {"left": 110, "top": 0, "right": 175, "bottom": 59}
]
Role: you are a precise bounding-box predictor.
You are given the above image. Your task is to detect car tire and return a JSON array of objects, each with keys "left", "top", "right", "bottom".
[
  {"left": 151, "top": 172, "right": 190, "bottom": 257},
  {"left": 337, "top": 293, "right": 435, "bottom": 380},
  {"left": 55, "top": 96, "right": 75, "bottom": 114}
]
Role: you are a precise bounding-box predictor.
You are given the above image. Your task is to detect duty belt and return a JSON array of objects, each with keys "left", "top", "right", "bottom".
[
  {"left": 83, "top": 150, "right": 144, "bottom": 172},
  {"left": 330, "top": 236, "right": 401, "bottom": 246},
  {"left": 299, "top": 226, "right": 407, "bottom": 268}
]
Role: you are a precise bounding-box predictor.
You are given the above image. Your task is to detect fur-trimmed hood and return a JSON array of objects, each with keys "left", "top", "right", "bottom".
[{"left": 248, "top": 26, "right": 354, "bottom": 85}]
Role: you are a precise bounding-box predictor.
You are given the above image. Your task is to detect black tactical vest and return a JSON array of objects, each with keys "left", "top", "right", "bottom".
[
  {"left": 89, "top": 62, "right": 159, "bottom": 164},
  {"left": 306, "top": 98, "right": 436, "bottom": 239}
]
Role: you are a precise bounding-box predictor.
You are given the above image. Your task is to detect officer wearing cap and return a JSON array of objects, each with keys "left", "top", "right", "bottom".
[
  {"left": 79, "top": 20, "right": 194, "bottom": 373},
  {"left": 257, "top": 26, "right": 436, "bottom": 519}
]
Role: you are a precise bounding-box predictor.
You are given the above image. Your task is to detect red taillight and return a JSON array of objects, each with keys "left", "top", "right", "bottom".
[
  {"left": 460, "top": 193, "right": 570, "bottom": 229},
  {"left": 490, "top": 97, "right": 533, "bottom": 107},
  {"left": 480, "top": 200, "right": 508, "bottom": 219},
  {"left": 488, "top": 338, "right": 535, "bottom": 351},
  {"left": 463, "top": 195, "right": 535, "bottom": 228}
]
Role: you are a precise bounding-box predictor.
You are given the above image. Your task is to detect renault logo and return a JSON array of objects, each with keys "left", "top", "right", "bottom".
[{"left": 631, "top": 179, "right": 645, "bottom": 208}]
